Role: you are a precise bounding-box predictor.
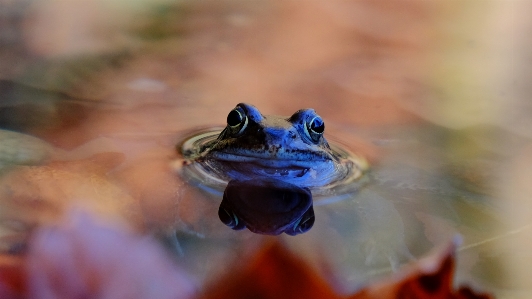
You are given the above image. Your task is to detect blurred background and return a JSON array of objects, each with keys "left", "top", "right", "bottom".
[{"left": 0, "top": 0, "right": 530, "bottom": 298}]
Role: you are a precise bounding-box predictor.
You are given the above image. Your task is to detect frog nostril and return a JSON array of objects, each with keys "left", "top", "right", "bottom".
[
  {"left": 267, "top": 144, "right": 281, "bottom": 155},
  {"left": 290, "top": 131, "right": 297, "bottom": 139}
]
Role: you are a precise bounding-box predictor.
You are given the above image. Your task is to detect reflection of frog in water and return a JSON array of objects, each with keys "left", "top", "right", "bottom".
[
  {"left": 197, "top": 103, "right": 357, "bottom": 188},
  {"left": 219, "top": 179, "right": 315, "bottom": 235}
]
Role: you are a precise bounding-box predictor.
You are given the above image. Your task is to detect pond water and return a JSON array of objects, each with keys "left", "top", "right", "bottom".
[
  {"left": 0, "top": 1, "right": 531, "bottom": 297},
  {"left": 0, "top": 85, "right": 511, "bottom": 294},
  {"left": 166, "top": 117, "right": 504, "bottom": 290}
]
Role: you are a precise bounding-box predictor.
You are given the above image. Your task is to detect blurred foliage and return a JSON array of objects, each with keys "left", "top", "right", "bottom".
[
  {"left": 0, "top": 80, "right": 101, "bottom": 135},
  {"left": 131, "top": 2, "right": 190, "bottom": 41},
  {"left": 0, "top": 0, "right": 30, "bottom": 46},
  {"left": 0, "top": 129, "right": 54, "bottom": 172},
  {"left": 17, "top": 51, "right": 131, "bottom": 96},
  {"left": 445, "top": 125, "right": 528, "bottom": 196}
]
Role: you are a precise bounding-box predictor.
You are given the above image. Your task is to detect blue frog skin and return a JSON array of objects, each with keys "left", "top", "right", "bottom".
[
  {"left": 178, "top": 103, "right": 367, "bottom": 235},
  {"left": 196, "top": 103, "right": 352, "bottom": 188}
]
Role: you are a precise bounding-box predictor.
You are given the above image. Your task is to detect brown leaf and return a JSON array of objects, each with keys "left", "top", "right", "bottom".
[
  {"left": 0, "top": 255, "right": 25, "bottom": 299},
  {"left": 201, "top": 242, "right": 341, "bottom": 299},
  {"left": 351, "top": 241, "right": 494, "bottom": 299},
  {"left": 0, "top": 214, "right": 494, "bottom": 299},
  {"left": 202, "top": 240, "right": 494, "bottom": 299},
  {"left": 0, "top": 211, "right": 196, "bottom": 299}
]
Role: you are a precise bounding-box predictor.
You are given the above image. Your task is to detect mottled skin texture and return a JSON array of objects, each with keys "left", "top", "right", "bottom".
[
  {"left": 182, "top": 103, "right": 360, "bottom": 234},
  {"left": 199, "top": 103, "right": 345, "bottom": 187},
  {"left": 204, "top": 103, "right": 337, "bottom": 167}
]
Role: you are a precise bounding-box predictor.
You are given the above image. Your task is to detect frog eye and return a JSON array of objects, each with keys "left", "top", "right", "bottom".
[
  {"left": 218, "top": 206, "right": 246, "bottom": 230},
  {"left": 226, "top": 106, "right": 248, "bottom": 135},
  {"left": 305, "top": 115, "right": 325, "bottom": 143}
]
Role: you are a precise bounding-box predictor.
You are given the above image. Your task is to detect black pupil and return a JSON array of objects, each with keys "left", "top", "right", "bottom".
[
  {"left": 227, "top": 109, "right": 243, "bottom": 127},
  {"left": 310, "top": 117, "right": 324, "bottom": 134}
]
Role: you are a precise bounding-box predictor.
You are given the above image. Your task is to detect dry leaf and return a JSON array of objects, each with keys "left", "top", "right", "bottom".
[
  {"left": 351, "top": 239, "right": 494, "bottom": 299},
  {"left": 0, "top": 212, "right": 493, "bottom": 299},
  {"left": 200, "top": 241, "right": 341, "bottom": 299},
  {"left": 202, "top": 241, "right": 494, "bottom": 299},
  {"left": 0, "top": 255, "right": 25, "bottom": 299},
  {"left": 0, "top": 211, "right": 195, "bottom": 299}
]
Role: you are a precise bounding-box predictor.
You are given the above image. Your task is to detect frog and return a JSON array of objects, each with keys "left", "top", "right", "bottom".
[
  {"left": 178, "top": 103, "right": 367, "bottom": 235},
  {"left": 191, "top": 103, "right": 359, "bottom": 188}
]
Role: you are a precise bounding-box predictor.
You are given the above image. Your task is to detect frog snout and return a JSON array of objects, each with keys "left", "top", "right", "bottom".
[{"left": 263, "top": 127, "right": 297, "bottom": 146}]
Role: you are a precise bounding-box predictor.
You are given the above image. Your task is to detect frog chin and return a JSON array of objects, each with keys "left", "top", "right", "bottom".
[{"left": 215, "top": 159, "right": 338, "bottom": 187}]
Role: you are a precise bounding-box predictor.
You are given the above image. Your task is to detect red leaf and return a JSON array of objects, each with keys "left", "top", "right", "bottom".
[
  {"left": 0, "top": 211, "right": 196, "bottom": 299},
  {"left": 201, "top": 242, "right": 341, "bottom": 299},
  {"left": 350, "top": 241, "right": 494, "bottom": 299},
  {"left": 202, "top": 241, "right": 494, "bottom": 299},
  {"left": 0, "top": 255, "right": 25, "bottom": 299},
  {"left": 0, "top": 212, "right": 494, "bottom": 299}
]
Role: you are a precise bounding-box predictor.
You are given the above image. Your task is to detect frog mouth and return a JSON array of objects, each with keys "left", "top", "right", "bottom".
[
  {"left": 257, "top": 162, "right": 314, "bottom": 177},
  {"left": 206, "top": 151, "right": 332, "bottom": 169},
  {"left": 225, "top": 161, "right": 311, "bottom": 178},
  {"left": 205, "top": 152, "right": 333, "bottom": 179}
]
